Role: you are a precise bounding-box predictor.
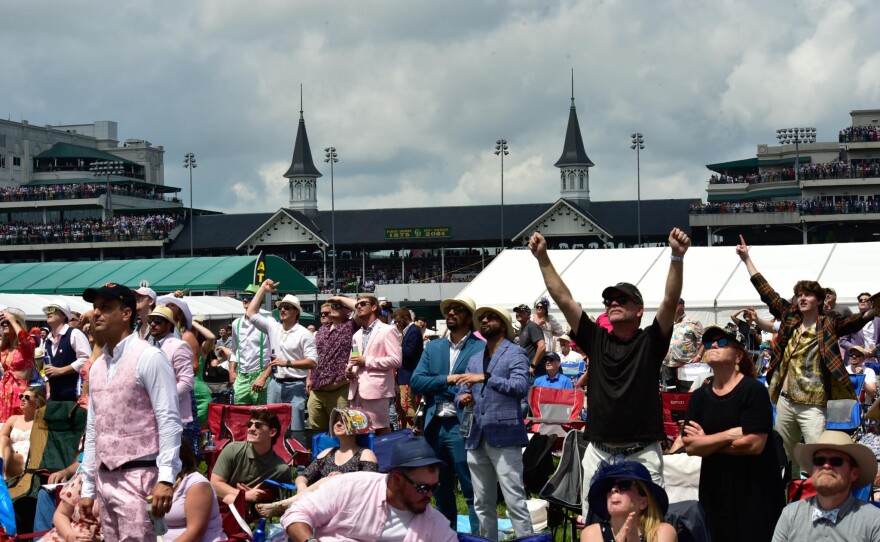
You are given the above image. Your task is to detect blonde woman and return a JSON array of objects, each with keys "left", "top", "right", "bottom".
[
  {"left": 582, "top": 460, "right": 676, "bottom": 542},
  {"left": 0, "top": 386, "right": 45, "bottom": 479}
]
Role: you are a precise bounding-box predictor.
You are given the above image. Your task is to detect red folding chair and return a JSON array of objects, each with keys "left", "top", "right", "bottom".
[
  {"left": 661, "top": 392, "right": 692, "bottom": 444},
  {"left": 206, "top": 403, "right": 310, "bottom": 477},
  {"left": 526, "top": 387, "right": 585, "bottom": 443}
]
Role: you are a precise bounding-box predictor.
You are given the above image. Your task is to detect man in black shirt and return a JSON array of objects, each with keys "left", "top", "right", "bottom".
[
  {"left": 529, "top": 227, "right": 690, "bottom": 515},
  {"left": 514, "top": 304, "right": 546, "bottom": 378}
]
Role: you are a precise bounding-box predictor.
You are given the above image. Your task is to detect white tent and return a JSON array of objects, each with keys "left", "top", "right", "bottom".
[
  {"left": 0, "top": 294, "right": 244, "bottom": 323},
  {"left": 458, "top": 241, "right": 880, "bottom": 327}
]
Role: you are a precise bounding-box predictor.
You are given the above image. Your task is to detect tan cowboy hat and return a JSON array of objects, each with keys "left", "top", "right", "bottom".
[
  {"left": 275, "top": 294, "right": 303, "bottom": 313},
  {"left": 439, "top": 295, "right": 477, "bottom": 330},
  {"left": 147, "top": 306, "right": 175, "bottom": 324},
  {"left": 794, "top": 430, "right": 878, "bottom": 489},
  {"left": 473, "top": 306, "right": 516, "bottom": 341}
]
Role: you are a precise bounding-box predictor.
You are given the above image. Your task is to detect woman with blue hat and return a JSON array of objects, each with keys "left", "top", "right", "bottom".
[{"left": 581, "top": 459, "right": 676, "bottom": 542}]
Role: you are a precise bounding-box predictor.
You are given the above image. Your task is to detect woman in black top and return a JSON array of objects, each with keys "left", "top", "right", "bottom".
[{"left": 682, "top": 325, "right": 784, "bottom": 542}]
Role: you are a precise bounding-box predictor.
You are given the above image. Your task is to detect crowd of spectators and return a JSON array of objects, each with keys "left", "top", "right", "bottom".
[
  {"left": 690, "top": 198, "right": 880, "bottom": 215},
  {"left": 709, "top": 160, "right": 880, "bottom": 185},
  {"left": 840, "top": 125, "right": 880, "bottom": 143},
  {"left": 0, "top": 212, "right": 183, "bottom": 245},
  {"left": 0, "top": 183, "right": 180, "bottom": 203}
]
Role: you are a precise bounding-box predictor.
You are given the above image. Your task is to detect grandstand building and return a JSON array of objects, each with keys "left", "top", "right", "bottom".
[{"left": 690, "top": 109, "right": 880, "bottom": 245}]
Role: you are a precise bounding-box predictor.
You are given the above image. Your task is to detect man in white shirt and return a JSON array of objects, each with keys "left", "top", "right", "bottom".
[
  {"left": 229, "top": 284, "right": 273, "bottom": 405},
  {"left": 76, "top": 283, "right": 182, "bottom": 541},
  {"left": 557, "top": 334, "right": 586, "bottom": 386},
  {"left": 42, "top": 298, "right": 91, "bottom": 401},
  {"left": 246, "top": 279, "right": 317, "bottom": 438}
]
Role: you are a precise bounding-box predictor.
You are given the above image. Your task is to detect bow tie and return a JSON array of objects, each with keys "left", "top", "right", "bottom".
[{"left": 812, "top": 506, "right": 839, "bottom": 524}]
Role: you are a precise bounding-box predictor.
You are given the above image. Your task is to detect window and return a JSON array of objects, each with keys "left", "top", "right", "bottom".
[
  {"left": 12, "top": 157, "right": 20, "bottom": 167},
  {"left": 579, "top": 173, "right": 585, "bottom": 190},
  {"left": 0, "top": 155, "right": 4, "bottom": 168},
  {"left": 561, "top": 177, "right": 566, "bottom": 190}
]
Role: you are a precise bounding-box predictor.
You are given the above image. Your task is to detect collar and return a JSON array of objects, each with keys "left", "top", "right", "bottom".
[
  {"left": 52, "top": 324, "right": 70, "bottom": 341},
  {"left": 363, "top": 319, "right": 378, "bottom": 333},
  {"left": 103, "top": 333, "right": 136, "bottom": 359},
  {"left": 450, "top": 332, "right": 472, "bottom": 349},
  {"left": 544, "top": 373, "right": 563, "bottom": 381}
]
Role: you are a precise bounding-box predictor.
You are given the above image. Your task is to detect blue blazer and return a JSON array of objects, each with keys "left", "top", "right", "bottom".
[
  {"left": 398, "top": 324, "right": 426, "bottom": 386},
  {"left": 455, "top": 338, "right": 530, "bottom": 449},
  {"left": 411, "top": 333, "right": 486, "bottom": 429}
]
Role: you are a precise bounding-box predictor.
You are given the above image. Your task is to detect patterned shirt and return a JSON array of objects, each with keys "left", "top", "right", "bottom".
[
  {"left": 777, "top": 324, "right": 825, "bottom": 406},
  {"left": 663, "top": 313, "right": 704, "bottom": 367},
  {"left": 313, "top": 319, "right": 357, "bottom": 390}
]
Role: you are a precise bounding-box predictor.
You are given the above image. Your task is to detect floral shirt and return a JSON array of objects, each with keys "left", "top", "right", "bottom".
[
  {"left": 663, "top": 313, "right": 703, "bottom": 367},
  {"left": 313, "top": 319, "right": 357, "bottom": 390}
]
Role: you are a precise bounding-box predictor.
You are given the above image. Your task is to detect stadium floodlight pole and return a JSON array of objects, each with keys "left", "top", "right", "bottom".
[
  {"left": 494, "top": 139, "right": 509, "bottom": 251},
  {"left": 89, "top": 159, "right": 124, "bottom": 220},
  {"left": 183, "top": 153, "right": 197, "bottom": 257},
  {"left": 776, "top": 127, "right": 816, "bottom": 244},
  {"left": 630, "top": 133, "right": 645, "bottom": 247},
  {"left": 324, "top": 147, "right": 339, "bottom": 293}
]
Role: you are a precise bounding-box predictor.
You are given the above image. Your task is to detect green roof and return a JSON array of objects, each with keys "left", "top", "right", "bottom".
[
  {"left": 25, "top": 177, "right": 181, "bottom": 193},
  {"left": 706, "top": 156, "right": 813, "bottom": 173},
  {"left": 34, "top": 143, "right": 140, "bottom": 167},
  {"left": 0, "top": 256, "right": 317, "bottom": 295},
  {"left": 707, "top": 187, "right": 802, "bottom": 202}
]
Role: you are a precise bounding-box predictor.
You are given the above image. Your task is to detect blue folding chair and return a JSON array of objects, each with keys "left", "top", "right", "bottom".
[
  {"left": 311, "top": 432, "right": 374, "bottom": 456},
  {"left": 826, "top": 374, "right": 865, "bottom": 432}
]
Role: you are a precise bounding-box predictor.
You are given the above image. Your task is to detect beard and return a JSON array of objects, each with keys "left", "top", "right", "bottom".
[{"left": 812, "top": 469, "right": 851, "bottom": 496}]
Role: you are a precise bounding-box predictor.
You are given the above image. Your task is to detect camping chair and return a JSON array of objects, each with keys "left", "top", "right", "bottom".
[
  {"left": 661, "top": 392, "right": 691, "bottom": 447},
  {"left": 525, "top": 387, "right": 585, "bottom": 443},
  {"left": 539, "top": 429, "right": 588, "bottom": 542},
  {"left": 205, "top": 403, "right": 310, "bottom": 478},
  {"left": 826, "top": 374, "right": 865, "bottom": 433},
  {"left": 311, "top": 432, "right": 374, "bottom": 457}
]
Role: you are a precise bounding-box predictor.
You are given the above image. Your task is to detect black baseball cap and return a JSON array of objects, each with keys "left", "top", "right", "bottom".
[
  {"left": 385, "top": 435, "right": 445, "bottom": 471},
  {"left": 601, "top": 282, "right": 644, "bottom": 305},
  {"left": 512, "top": 304, "right": 531, "bottom": 313},
  {"left": 83, "top": 282, "right": 137, "bottom": 313}
]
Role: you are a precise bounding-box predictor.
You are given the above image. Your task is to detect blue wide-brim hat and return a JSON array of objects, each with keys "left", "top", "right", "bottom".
[{"left": 587, "top": 460, "right": 669, "bottom": 519}]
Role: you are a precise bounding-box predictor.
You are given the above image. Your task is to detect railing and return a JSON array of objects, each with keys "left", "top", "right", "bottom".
[
  {"left": 0, "top": 183, "right": 181, "bottom": 203},
  {"left": 690, "top": 199, "right": 880, "bottom": 215},
  {"left": 0, "top": 213, "right": 185, "bottom": 246}
]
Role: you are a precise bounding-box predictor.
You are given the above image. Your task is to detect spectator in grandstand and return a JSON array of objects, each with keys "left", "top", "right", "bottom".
[
  {"left": 772, "top": 430, "right": 880, "bottom": 541},
  {"left": 682, "top": 325, "right": 784, "bottom": 542},
  {"left": 531, "top": 228, "right": 689, "bottom": 516},
  {"left": 839, "top": 292, "right": 880, "bottom": 365},
  {"left": 558, "top": 334, "right": 586, "bottom": 385},
  {"left": 0, "top": 308, "right": 35, "bottom": 423},
  {"left": 735, "top": 235, "right": 876, "bottom": 475},
  {"left": 662, "top": 299, "right": 703, "bottom": 391},
  {"left": 533, "top": 297, "right": 564, "bottom": 353},
  {"left": 581, "top": 460, "right": 676, "bottom": 542},
  {"left": 533, "top": 353, "right": 574, "bottom": 390}
]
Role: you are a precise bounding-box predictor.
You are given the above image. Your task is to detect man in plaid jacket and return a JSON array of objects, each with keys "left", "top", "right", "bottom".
[{"left": 736, "top": 235, "right": 876, "bottom": 474}]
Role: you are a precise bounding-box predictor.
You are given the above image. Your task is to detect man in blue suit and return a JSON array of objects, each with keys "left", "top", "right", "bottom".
[
  {"left": 455, "top": 305, "right": 532, "bottom": 541},
  {"left": 410, "top": 296, "right": 483, "bottom": 533},
  {"left": 395, "top": 307, "right": 425, "bottom": 429}
]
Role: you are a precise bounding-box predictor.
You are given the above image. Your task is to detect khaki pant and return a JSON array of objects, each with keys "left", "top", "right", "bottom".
[
  {"left": 775, "top": 395, "right": 826, "bottom": 476},
  {"left": 308, "top": 382, "right": 350, "bottom": 431}
]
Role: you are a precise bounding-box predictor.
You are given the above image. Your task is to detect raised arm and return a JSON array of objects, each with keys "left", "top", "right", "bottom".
[
  {"left": 247, "top": 279, "right": 278, "bottom": 320},
  {"left": 528, "top": 232, "right": 582, "bottom": 331},
  {"left": 735, "top": 234, "right": 759, "bottom": 277},
  {"left": 655, "top": 228, "right": 690, "bottom": 334}
]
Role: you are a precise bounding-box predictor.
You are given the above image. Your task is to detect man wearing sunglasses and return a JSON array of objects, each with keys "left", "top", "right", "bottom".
[
  {"left": 42, "top": 298, "right": 91, "bottom": 401},
  {"left": 773, "top": 430, "right": 880, "bottom": 541},
  {"left": 840, "top": 292, "right": 880, "bottom": 365},
  {"left": 736, "top": 235, "right": 877, "bottom": 475},
  {"left": 282, "top": 434, "right": 457, "bottom": 542},
  {"left": 332, "top": 295, "right": 402, "bottom": 435},
  {"left": 229, "top": 284, "right": 273, "bottom": 405},
  {"left": 310, "top": 299, "right": 357, "bottom": 434},
  {"left": 147, "top": 305, "right": 196, "bottom": 433},
  {"left": 246, "top": 279, "right": 317, "bottom": 441},
  {"left": 530, "top": 227, "right": 691, "bottom": 516}
]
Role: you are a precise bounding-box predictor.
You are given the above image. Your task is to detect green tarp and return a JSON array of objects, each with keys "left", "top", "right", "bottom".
[
  {"left": 706, "top": 155, "right": 813, "bottom": 173},
  {"left": 0, "top": 255, "right": 317, "bottom": 295},
  {"left": 707, "top": 187, "right": 802, "bottom": 202},
  {"left": 34, "top": 142, "right": 140, "bottom": 167}
]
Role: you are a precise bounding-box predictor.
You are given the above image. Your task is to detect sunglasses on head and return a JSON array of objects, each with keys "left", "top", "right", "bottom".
[
  {"left": 447, "top": 305, "right": 468, "bottom": 315},
  {"left": 44, "top": 306, "right": 58, "bottom": 314},
  {"left": 246, "top": 420, "right": 267, "bottom": 429},
  {"left": 812, "top": 455, "right": 847, "bottom": 468},
  {"left": 607, "top": 479, "right": 636, "bottom": 493},
  {"left": 355, "top": 300, "right": 370, "bottom": 308},
  {"left": 602, "top": 295, "right": 630, "bottom": 307},
  {"left": 397, "top": 471, "right": 440, "bottom": 494},
  {"left": 19, "top": 394, "right": 32, "bottom": 402},
  {"left": 703, "top": 337, "right": 730, "bottom": 349}
]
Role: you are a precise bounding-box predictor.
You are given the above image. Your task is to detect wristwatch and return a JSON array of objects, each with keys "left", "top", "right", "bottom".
[{"left": 304, "top": 537, "right": 317, "bottom": 542}]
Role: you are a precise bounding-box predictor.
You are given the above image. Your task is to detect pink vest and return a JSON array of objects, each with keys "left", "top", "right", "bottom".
[
  {"left": 158, "top": 336, "right": 194, "bottom": 424},
  {"left": 90, "top": 337, "right": 161, "bottom": 470}
]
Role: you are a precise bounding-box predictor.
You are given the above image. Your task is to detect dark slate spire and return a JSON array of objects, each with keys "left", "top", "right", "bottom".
[
  {"left": 284, "top": 92, "right": 322, "bottom": 179},
  {"left": 554, "top": 73, "right": 594, "bottom": 169}
]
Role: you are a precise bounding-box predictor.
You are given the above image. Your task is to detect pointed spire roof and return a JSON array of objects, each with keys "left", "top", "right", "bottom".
[
  {"left": 554, "top": 74, "right": 594, "bottom": 169},
  {"left": 284, "top": 93, "right": 322, "bottom": 179}
]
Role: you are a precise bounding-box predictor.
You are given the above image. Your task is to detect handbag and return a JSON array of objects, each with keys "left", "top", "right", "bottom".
[{"left": 411, "top": 399, "right": 427, "bottom": 436}]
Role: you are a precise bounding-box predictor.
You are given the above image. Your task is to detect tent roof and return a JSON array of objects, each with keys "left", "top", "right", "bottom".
[
  {"left": 34, "top": 142, "right": 140, "bottom": 167},
  {"left": 0, "top": 256, "right": 317, "bottom": 295}
]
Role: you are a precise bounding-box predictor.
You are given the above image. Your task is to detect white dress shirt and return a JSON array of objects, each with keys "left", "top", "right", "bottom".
[
  {"left": 230, "top": 310, "right": 273, "bottom": 373},
  {"left": 48, "top": 324, "right": 92, "bottom": 372}
]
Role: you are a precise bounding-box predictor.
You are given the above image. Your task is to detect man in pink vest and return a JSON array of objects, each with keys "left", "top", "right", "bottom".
[
  {"left": 77, "top": 283, "right": 183, "bottom": 541},
  {"left": 147, "top": 305, "right": 195, "bottom": 432},
  {"left": 336, "top": 295, "right": 402, "bottom": 435}
]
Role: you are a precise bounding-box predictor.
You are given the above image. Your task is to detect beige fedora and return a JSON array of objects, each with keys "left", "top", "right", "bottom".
[
  {"left": 147, "top": 305, "right": 176, "bottom": 324},
  {"left": 439, "top": 295, "right": 477, "bottom": 330},
  {"left": 275, "top": 294, "right": 303, "bottom": 313},
  {"left": 794, "top": 430, "right": 878, "bottom": 489},
  {"left": 473, "top": 306, "right": 516, "bottom": 341}
]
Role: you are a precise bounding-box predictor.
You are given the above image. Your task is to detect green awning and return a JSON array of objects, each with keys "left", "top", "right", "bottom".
[
  {"left": 0, "top": 256, "right": 317, "bottom": 295},
  {"left": 707, "top": 187, "right": 802, "bottom": 202},
  {"left": 25, "top": 177, "right": 181, "bottom": 193},
  {"left": 706, "top": 156, "right": 813, "bottom": 173},
  {"left": 34, "top": 143, "right": 140, "bottom": 167}
]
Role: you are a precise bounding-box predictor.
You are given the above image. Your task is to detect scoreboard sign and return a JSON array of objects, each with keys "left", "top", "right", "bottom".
[{"left": 384, "top": 227, "right": 452, "bottom": 240}]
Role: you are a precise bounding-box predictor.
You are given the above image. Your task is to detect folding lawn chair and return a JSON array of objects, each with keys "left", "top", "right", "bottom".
[
  {"left": 206, "top": 403, "right": 310, "bottom": 477},
  {"left": 311, "top": 432, "right": 373, "bottom": 456},
  {"left": 525, "top": 387, "right": 585, "bottom": 442},
  {"left": 827, "top": 374, "right": 865, "bottom": 433},
  {"left": 661, "top": 392, "right": 691, "bottom": 447},
  {"left": 539, "top": 429, "right": 588, "bottom": 542}
]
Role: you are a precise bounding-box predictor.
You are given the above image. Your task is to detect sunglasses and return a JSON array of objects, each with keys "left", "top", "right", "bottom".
[
  {"left": 481, "top": 312, "right": 500, "bottom": 322},
  {"left": 241, "top": 296, "right": 254, "bottom": 302},
  {"left": 446, "top": 305, "right": 468, "bottom": 315},
  {"left": 320, "top": 311, "right": 331, "bottom": 317},
  {"left": 703, "top": 337, "right": 730, "bottom": 349},
  {"left": 331, "top": 302, "right": 348, "bottom": 311},
  {"left": 278, "top": 305, "right": 296, "bottom": 312},
  {"left": 19, "top": 394, "right": 32, "bottom": 402},
  {"left": 397, "top": 471, "right": 440, "bottom": 495},
  {"left": 355, "top": 300, "right": 370, "bottom": 308},
  {"left": 602, "top": 295, "right": 631, "bottom": 307},
  {"left": 851, "top": 351, "right": 865, "bottom": 358},
  {"left": 148, "top": 317, "right": 168, "bottom": 326},
  {"left": 859, "top": 298, "right": 871, "bottom": 303},
  {"left": 44, "top": 306, "right": 58, "bottom": 314},
  {"left": 812, "top": 455, "right": 847, "bottom": 468},
  {"left": 607, "top": 479, "right": 636, "bottom": 493},
  {"left": 246, "top": 420, "right": 267, "bottom": 429}
]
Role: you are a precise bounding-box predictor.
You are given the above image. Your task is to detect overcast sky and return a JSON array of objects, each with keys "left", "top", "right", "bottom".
[{"left": 3, "top": 0, "right": 879, "bottom": 214}]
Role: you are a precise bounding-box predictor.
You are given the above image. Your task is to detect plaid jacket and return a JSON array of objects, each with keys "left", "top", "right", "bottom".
[{"left": 751, "top": 272, "right": 867, "bottom": 404}]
